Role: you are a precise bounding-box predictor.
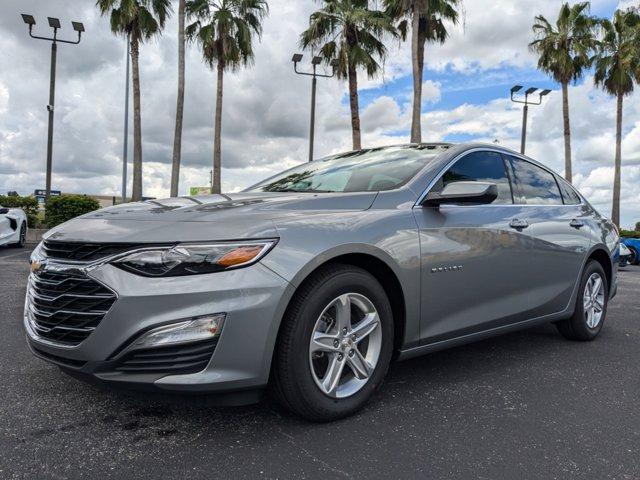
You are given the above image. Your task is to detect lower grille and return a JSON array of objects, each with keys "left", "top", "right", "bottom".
[
  {"left": 114, "top": 340, "right": 218, "bottom": 375},
  {"left": 27, "top": 270, "right": 117, "bottom": 346}
]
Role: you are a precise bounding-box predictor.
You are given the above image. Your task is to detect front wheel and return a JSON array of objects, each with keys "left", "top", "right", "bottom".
[
  {"left": 272, "top": 264, "right": 393, "bottom": 422},
  {"left": 556, "top": 260, "right": 608, "bottom": 341},
  {"left": 628, "top": 247, "right": 639, "bottom": 266}
]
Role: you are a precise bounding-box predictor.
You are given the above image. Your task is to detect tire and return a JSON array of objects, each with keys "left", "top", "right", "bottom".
[
  {"left": 556, "top": 260, "right": 608, "bottom": 341},
  {"left": 10, "top": 222, "right": 26, "bottom": 249},
  {"left": 628, "top": 247, "right": 639, "bottom": 266},
  {"left": 272, "top": 263, "right": 394, "bottom": 422}
]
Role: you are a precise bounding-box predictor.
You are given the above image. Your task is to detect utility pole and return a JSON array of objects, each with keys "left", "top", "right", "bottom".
[
  {"left": 510, "top": 85, "right": 551, "bottom": 155},
  {"left": 292, "top": 54, "right": 339, "bottom": 162},
  {"left": 21, "top": 15, "right": 84, "bottom": 202}
]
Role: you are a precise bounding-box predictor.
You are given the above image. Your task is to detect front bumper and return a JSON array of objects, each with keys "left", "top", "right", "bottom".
[{"left": 25, "top": 261, "right": 291, "bottom": 394}]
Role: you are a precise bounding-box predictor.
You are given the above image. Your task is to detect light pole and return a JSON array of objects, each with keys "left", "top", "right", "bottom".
[
  {"left": 510, "top": 85, "right": 551, "bottom": 155},
  {"left": 21, "top": 14, "right": 84, "bottom": 202},
  {"left": 292, "top": 54, "right": 339, "bottom": 162}
]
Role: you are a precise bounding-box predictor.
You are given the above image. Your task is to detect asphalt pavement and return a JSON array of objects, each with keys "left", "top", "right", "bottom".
[{"left": 1, "top": 245, "right": 639, "bottom": 479}]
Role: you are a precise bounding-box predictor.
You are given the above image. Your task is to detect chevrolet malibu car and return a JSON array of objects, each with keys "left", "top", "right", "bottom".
[
  {"left": 0, "top": 205, "right": 27, "bottom": 248},
  {"left": 25, "top": 143, "right": 618, "bottom": 421}
]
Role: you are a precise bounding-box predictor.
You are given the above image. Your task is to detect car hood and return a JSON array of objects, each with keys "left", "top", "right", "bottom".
[{"left": 44, "top": 192, "right": 377, "bottom": 244}]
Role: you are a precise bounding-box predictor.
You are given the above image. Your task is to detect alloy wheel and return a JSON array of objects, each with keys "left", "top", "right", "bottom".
[
  {"left": 308, "top": 293, "right": 382, "bottom": 399},
  {"left": 583, "top": 272, "right": 605, "bottom": 329}
]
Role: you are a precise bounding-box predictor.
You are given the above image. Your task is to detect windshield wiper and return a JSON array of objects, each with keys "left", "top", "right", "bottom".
[{"left": 271, "top": 188, "right": 335, "bottom": 193}]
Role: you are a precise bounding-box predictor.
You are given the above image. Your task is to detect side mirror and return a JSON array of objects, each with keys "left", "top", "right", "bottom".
[
  {"left": 0, "top": 207, "right": 9, "bottom": 214},
  {"left": 422, "top": 181, "right": 498, "bottom": 207}
]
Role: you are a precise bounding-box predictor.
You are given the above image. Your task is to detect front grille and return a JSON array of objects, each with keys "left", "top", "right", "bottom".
[
  {"left": 114, "top": 340, "right": 218, "bottom": 375},
  {"left": 42, "top": 240, "right": 146, "bottom": 262},
  {"left": 27, "top": 270, "right": 117, "bottom": 346}
]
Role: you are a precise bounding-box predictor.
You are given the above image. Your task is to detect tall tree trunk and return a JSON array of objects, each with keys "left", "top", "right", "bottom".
[
  {"left": 212, "top": 60, "right": 224, "bottom": 194},
  {"left": 130, "top": 32, "right": 143, "bottom": 201},
  {"left": 561, "top": 81, "right": 572, "bottom": 182},
  {"left": 612, "top": 92, "right": 623, "bottom": 227},
  {"left": 170, "top": 0, "right": 186, "bottom": 198},
  {"left": 348, "top": 63, "right": 362, "bottom": 150},
  {"left": 410, "top": 7, "right": 424, "bottom": 144}
]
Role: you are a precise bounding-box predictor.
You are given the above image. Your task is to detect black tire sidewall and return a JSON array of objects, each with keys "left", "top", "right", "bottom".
[
  {"left": 285, "top": 267, "right": 393, "bottom": 419},
  {"left": 629, "top": 247, "right": 638, "bottom": 266}
]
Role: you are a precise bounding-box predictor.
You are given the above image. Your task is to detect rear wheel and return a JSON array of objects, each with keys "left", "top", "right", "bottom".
[
  {"left": 272, "top": 264, "right": 393, "bottom": 422},
  {"left": 556, "top": 260, "right": 608, "bottom": 341},
  {"left": 10, "top": 223, "right": 26, "bottom": 248}
]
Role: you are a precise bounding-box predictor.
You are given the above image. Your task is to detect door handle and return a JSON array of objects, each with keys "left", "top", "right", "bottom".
[
  {"left": 509, "top": 218, "right": 529, "bottom": 230},
  {"left": 570, "top": 219, "right": 584, "bottom": 229}
]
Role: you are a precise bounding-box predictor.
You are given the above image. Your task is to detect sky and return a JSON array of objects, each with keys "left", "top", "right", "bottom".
[{"left": 0, "top": 0, "right": 639, "bottom": 228}]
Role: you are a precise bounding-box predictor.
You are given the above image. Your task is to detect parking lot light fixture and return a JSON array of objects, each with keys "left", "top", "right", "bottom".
[
  {"left": 292, "top": 54, "right": 339, "bottom": 162},
  {"left": 510, "top": 85, "right": 551, "bottom": 154},
  {"left": 20, "top": 14, "right": 84, "bottom": 202},
  {"left": 48, "top": 17, "right": 62, "bottom": 29}
]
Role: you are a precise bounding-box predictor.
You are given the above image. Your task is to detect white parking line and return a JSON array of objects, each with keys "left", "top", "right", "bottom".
[{"left": 0, "top": 250, "right": 31, "bottom": 262}]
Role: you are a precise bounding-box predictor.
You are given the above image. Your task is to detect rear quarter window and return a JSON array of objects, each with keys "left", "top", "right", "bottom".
[{"left": 556, "top": 177, "right": 582, "bottom": 205}]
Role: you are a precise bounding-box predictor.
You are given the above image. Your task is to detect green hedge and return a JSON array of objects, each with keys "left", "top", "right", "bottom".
[
  {"left": 0, "top": 195, "right": 40, "bottom": 228},
  {"left": 621, "top": 230, "right": 640, "bottom": 239},
  {"left": 45, "top": 194, "right": 101, "bottom": 228}
]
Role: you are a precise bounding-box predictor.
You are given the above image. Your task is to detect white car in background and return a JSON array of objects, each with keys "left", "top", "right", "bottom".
[{"left": 0, "top": 206, "right": 27, "bottom": 248}]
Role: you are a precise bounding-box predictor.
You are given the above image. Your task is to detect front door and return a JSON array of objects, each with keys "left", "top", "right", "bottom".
[{"left": 413, "top": 150, "right": 532, "bottom": 344}]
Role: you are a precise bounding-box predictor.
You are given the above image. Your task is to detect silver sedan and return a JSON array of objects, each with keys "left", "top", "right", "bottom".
[{"left": 24, "top": 143, "right": 618, "bottom": 421}]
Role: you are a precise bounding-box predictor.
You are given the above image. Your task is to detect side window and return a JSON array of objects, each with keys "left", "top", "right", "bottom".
[
  {"left": 556, "top": 177, "right": 581, "bottom": 205},
  {"left": 507, "top": 156, "right": 563, "bottom": 205},
  {"left": 436, "top": 151, "right": 513, "bottom": 204}
]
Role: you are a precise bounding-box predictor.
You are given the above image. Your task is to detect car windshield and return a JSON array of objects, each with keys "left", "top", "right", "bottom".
[{"left": 246, "top": 145, "right": 447, "bottom": 193}]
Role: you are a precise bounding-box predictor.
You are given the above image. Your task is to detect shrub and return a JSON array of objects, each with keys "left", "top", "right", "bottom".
[
  {"left": 620, "top": 230, "right": 640, "bottom": 239},
  {"left": 45, "top": 195, "right": 101, "bottom": 228},
  {"left": 0, "top": 195, "right": 40, "bottom": 228}
]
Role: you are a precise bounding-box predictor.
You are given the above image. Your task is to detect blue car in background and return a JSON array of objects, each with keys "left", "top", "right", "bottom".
[{"left": 621, "top": 238, "right": 640, "bottom": 265}]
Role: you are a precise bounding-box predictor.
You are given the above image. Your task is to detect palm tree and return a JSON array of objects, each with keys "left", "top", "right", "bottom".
[
  {"left": 593, "top": 8, "right": 640, "bottom": 227},
  {"left": 170, "top": 0, "right": 186, "bottom": 197},
  {"left": 383, "top": 0, "right": 461, "bottom": 144},
  {"left": 97, "top": 0, "right": 172, "bottom": 201},
  {"left": 301, "top": 0, "right": 397, "bottom": 150},
  {"left": 530, "top": 2, "right": 596, "bottom": 183},
  {"left": 186, "top": 0, "right": 268, "bottom": 194}
]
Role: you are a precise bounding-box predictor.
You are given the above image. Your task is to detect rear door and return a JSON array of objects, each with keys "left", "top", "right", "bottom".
[
  {"left": 414, "top": 150, "right": 532, "bottom": 343},
  {"left": 505, "top": 155, "right": 591, "bottom": 317}
]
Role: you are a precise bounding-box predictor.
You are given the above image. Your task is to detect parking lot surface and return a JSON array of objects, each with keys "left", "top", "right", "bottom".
[{"left": 1, "top": 246, "right": 640, "bottom": 479}]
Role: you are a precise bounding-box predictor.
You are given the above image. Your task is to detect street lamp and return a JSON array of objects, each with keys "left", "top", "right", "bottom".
[
  {"left": 510, "top": 85, "right": 551, "bottom": 154},
  {"left": 292, "top": 54, "right": 339, "bottom": 162},
  {"left": 21, "top": 14, "right": 84, "bottom": 202}
]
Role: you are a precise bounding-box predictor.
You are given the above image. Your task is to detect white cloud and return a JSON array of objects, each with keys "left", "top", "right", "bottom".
[{"left": 422, "top": 80, "right": 441, "bottom": 105}]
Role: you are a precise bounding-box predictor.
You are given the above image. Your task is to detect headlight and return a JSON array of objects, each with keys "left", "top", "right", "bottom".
[{"left": 113, "top": 240, "right": 277, "bottom": 277}]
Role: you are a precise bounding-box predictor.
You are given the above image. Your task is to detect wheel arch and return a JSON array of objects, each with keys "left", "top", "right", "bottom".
[
  {"left": 586, "top": 246, "right": 613, "bottom": 294},
  {"left": 269, "top": 248, "right": 409, "bottom": 370}
]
